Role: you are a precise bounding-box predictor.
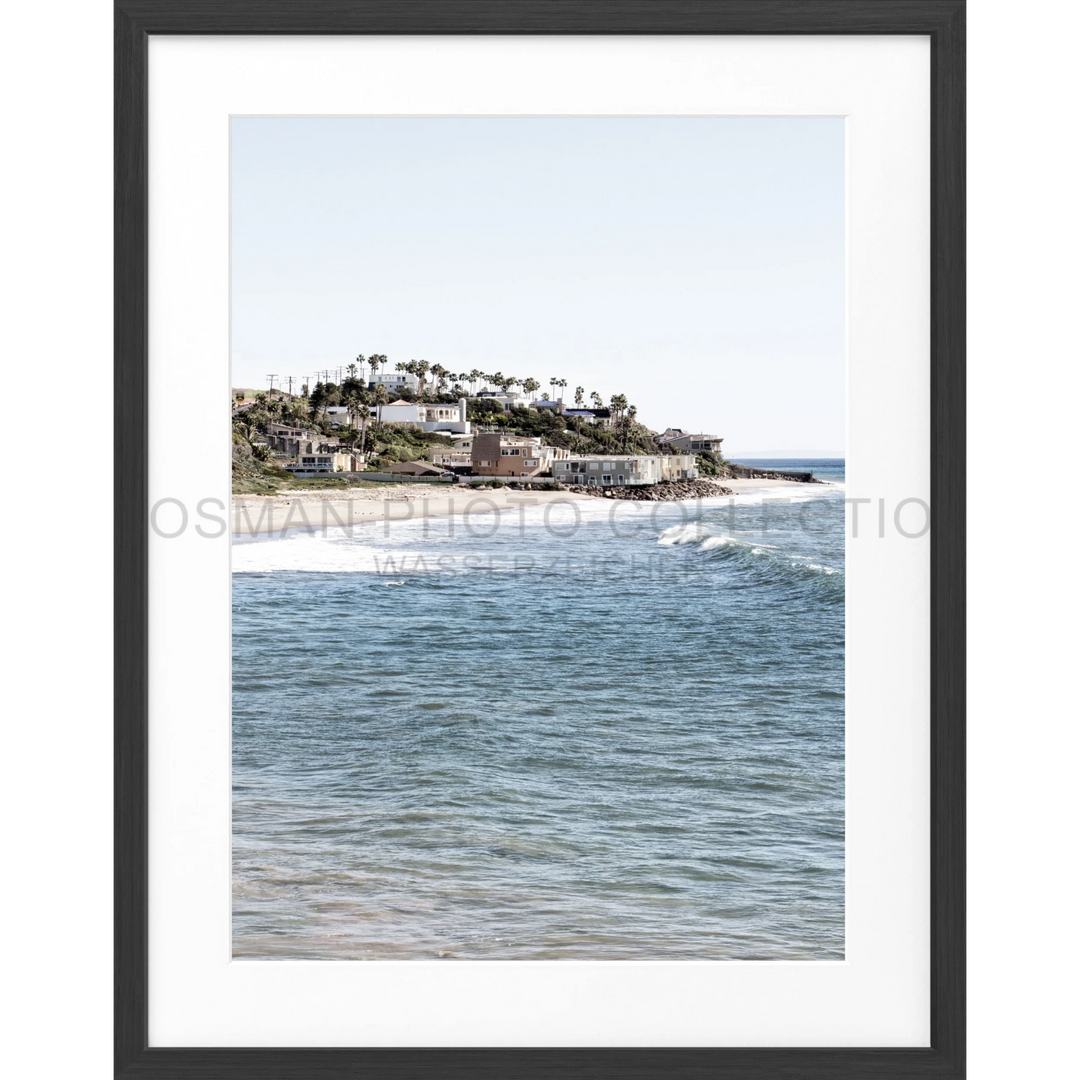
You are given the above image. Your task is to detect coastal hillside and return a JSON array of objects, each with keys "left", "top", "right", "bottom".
[{"left": 229, "top": 358, "right": 769, "bottom": 494}]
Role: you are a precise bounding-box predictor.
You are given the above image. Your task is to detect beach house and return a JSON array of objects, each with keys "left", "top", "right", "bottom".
[
  {"left": 661, "top": 432, "right": 724, "bottom": 453},
  {"left": 471, "top": 433, "right": 570, "bottom": 478},
  {"left": 552, "top": 454, "right": 664, "bottom": 487},
  {"left": 428, "top": 447, "right": 474, "bottom": 469},
  {"left": 285, "top": 452, "right": 362, "bottom": 476},
  {"left": 660, "top": 454, "right": 699, "bottom": 481}
]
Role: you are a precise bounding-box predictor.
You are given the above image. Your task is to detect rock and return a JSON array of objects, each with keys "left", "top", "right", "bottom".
[{"left": 557, "top": 480, "right": 733, "bottom": 501}]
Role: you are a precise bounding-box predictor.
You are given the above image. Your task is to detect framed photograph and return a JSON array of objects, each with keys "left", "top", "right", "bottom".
[{"left": 116, "top": 2, "right": 964, "bottom": 1077}]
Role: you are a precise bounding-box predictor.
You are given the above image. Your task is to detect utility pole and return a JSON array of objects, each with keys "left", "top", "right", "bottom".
[
  {"left": 285, "top": 376, "right": 295, "bottom": 396},
  {"left": 267, "top": 374, "right": 278, "bottom": 394}
]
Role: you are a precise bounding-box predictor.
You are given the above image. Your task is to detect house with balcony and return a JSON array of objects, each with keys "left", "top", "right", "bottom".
[
  {"left": 371, "top": 398, "right": 471, "bottom": 434},
  {"left": 265, "top": 422, "right": 313, "bottom": 439},
  {"left": 470, "top": 433, "right": 569, "bottom": 479},
  {"left": 552, "top": 454, "right": 663, "bottom": 487},
  {"left": 284, "top": 452, "right": 362, "bottom": 476},
  {"left": 660, "top": 432, "right": 724, "bottom": 453},
  {"left": 428, "top": 447, "right": 474, "bottom": 469},
  {"left": 660, "top": 454, "right": 699, "bottom": 481},
  {"left": 368, "top": 371, "right": 419, "bottom": 393}
]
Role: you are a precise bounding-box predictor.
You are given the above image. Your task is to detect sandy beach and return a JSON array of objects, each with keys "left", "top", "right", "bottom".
[{"left": 232, "top": 477, "right": 831, "bottom": 536}]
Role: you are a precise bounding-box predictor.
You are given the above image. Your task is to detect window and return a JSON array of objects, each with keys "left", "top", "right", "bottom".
[
  {"left": 602, "top": 475, "right": 612, "bottom": 485},
  {"left": 524, "top": 460, "right": 538, "bottom": 467},
  {"left": 589, "top": 462, "right": 599, "bottom": 470}
]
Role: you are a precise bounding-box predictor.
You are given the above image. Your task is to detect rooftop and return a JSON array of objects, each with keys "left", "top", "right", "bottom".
[{"left": 565, "top": 453, "right": 660, "bottom": 461}]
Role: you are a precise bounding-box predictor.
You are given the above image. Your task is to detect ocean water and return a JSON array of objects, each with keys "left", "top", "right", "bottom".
[{"left": 232, "top": 461, "right": 846, "bottom": 960}]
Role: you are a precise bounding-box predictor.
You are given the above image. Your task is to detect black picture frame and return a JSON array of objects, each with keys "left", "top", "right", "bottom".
[{"left": 115, "top": 2, "right": 965, "bottom": 1077}]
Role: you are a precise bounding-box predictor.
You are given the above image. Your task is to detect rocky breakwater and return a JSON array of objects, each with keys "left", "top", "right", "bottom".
[
  {"left": 559, "top": 479, "right": 734, "bottom": 501},
  {"left": 727, "top": 464, "right": 823, "bottom": 483}
]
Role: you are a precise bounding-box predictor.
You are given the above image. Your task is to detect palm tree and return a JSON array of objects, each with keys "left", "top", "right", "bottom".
[
  {"left": 557, "top": 378, "right": 568, "bottom": 400},
  {"left": 288, "top": 389, "right": 309, "bottom": 427},
  {"left": 232, "top": 411, "right": 258, "bottom": 443},
  {"left": 342, "top": 386, "right": 362, "bottom": 428},
  {"left": 395, "top": 360, "right": 415, "bottom": 397},
  {"left": 590, "top": 391, "right": 603, "bottom": 410},
  {"left": 367, "top": 353, "right": 386, "bottom": 385},
  {"left": 347, "top": 361, "right": 359, "bottom": 380},
  {"left": 430, "top": 364, "right": 448, "bottom": 394},
  {"left": 372, "top": 382, "right": 389, "bottom": 423},
  {"left": 609, "top": 393, "right": 629, "bottom": 441},
  {"left": 469, "top": 368, "right": 482, "bottom": 394},
  {"left": 624, "top": 404, "right": 638, "bottom": 451},
  {"left": 415, "top": 359, "right": 431, "bottom": 398},
  {"left": 351, "top": 389, "right": 374, "bottom": 457},
  {"left": 522, "top": 377, "right": 540, "bottom": 401},
  {"left": 549, "top": 377, "right": 558, "bottom": 400},
  {"left": 574, "top": 386, "right": 585, "bottom": 406}
]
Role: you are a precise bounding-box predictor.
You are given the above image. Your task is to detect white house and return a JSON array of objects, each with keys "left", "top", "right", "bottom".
[
  {"left": 663, "top": 433, "right": 723, "bottom": 453},
  {"left": 473, "top": 390, "right": 530, "bottom": 409},
  {"left": 371, "top": 397, "right": 471, "bottom": 434},
  {"left": 552, "top": 454, "right": 664, "bottom": 487},
  {"left": 660, "top": 454, "right": 699, "bottom": 481},
  {"left": 368, "top": 371, "right": 419, "bottom": 392}
]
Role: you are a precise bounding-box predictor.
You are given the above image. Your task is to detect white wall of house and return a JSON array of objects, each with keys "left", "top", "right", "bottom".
[
  {"left": 554, "top": 455, "right": 663, "bottom": 486},
  {"left": 370, "top": 398, "right": 470, "bottom": 432},
  {"left": 369, "top": 371, "right": 419, "bottom": 391},
  {"left": 666, "top": 434, "right": 722, "bottom": 453}
]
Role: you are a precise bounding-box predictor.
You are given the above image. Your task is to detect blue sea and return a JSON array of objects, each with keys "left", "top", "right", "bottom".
[{"left": 232, "top": 460, "right": 845, "bottom": 960}]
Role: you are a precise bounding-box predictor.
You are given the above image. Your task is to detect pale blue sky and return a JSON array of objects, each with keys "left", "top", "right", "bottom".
[{"left": 232, "top": 118, "right": 844, "bottom": 456}]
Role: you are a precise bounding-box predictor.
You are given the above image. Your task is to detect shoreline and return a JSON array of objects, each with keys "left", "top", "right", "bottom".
[{"left": 232, "top": 477, "right": 835, "bottom": 537}]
